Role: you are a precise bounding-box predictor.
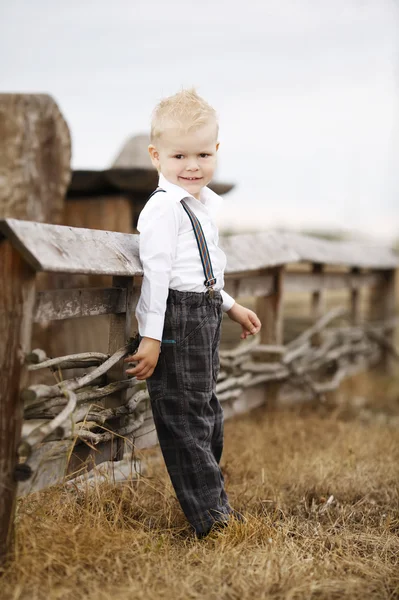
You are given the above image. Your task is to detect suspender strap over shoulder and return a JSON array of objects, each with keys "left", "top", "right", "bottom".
[
  {"left": 146, "top": 187, "right": 217, "bottom": 291},
  {"left": 147, "top": 187, "right": 166, "bottom": 201},
  {"left": 180, "top": 199, "right": 217, "bottom": 289}
]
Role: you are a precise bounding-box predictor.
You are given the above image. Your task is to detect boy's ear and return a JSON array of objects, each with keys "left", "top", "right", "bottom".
[{"left": 148, "top": 145, "right": 160, "bottom": 170}]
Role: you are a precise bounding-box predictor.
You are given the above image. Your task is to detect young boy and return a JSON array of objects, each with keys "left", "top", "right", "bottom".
[{"left": 124, "top": 89, "right": 261, "bottom": 538}]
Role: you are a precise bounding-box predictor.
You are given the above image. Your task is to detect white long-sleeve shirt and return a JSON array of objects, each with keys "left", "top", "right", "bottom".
[{"left": 135, "top": 173, "right": 236, "bottom": 341}]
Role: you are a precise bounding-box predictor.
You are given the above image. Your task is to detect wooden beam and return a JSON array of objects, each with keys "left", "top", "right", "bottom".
[
  {"left": 284, "top": 270, "right": 383, "bottom": 293},
  {"left": 0, "top": 218, "right": 142, "bottom": 277},
  {"left": 0, "top": 241, "right": 36, "bottom": 566},
  {"left": 224, "top": 270, "right": 383, "bottom": 299},
  {"left": 224, "top": 273, "right": 274, "bottom": 298},
  {"left": 34, "top": 287, "right": 127, "bottom": 323}
]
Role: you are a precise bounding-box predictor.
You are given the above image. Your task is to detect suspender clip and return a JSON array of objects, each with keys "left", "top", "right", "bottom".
[{"left": 205, "top": 278, "right": 216, "bottom": 299}]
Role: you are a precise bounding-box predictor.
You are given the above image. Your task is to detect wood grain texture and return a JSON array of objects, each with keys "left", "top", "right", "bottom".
[
  {"left": 34, "top": 287, "right": 127, "bottom": 322},
  {"left": 0, "top": 219, "right": 142, "bottom": 276},
  {"left": 64, "top": 195, "right": 133, "bottom": 233}
]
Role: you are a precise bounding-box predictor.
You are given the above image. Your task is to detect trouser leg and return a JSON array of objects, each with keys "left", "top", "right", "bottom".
[
  {"left": 209, "top": 316, "right": 230, "bottom": 510},
  {"left": 146, "top": 292, "right": 230, "bottom": 536}
]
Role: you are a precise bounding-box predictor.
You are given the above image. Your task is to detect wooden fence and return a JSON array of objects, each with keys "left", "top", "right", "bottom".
[{"left": 0, "top": 217, "right": 398, "bottom": 565}]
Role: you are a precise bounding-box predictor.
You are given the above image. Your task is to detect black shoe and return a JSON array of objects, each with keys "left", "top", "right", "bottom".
[
  {"left": 229, "top": 508, "right": 246, "bottom": 524},
  {"left": 196, "top": 519, "right": 229, "bottom": 539}
]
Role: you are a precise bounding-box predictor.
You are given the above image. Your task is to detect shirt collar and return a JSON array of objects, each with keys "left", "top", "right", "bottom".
[{"left": 158, "top": 173, "right": 223, "bottom": 216}]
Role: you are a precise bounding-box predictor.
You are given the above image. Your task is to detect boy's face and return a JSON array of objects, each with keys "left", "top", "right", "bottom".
[{"left": 148, "top": 122, "right": 219, "bottom": 200}]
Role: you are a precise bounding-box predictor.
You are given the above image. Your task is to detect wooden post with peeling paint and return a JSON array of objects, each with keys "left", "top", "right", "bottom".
[{"left": 0, "top": 240, "right": 36, "bottom": 566}]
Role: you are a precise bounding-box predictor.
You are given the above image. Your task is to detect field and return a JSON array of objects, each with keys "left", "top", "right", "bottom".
[{"left": 1, "top": 369, "right": 399, "bottom": 600}]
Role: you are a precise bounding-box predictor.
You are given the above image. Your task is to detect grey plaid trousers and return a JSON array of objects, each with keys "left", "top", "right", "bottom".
[{"left": 146, "top": 288, "right": 231, "bottom": 536}]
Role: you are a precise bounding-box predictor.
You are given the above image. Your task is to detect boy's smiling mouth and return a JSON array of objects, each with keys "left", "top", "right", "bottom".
[{"left": 179, "top": 176, "right": 202, "bottom": 181}]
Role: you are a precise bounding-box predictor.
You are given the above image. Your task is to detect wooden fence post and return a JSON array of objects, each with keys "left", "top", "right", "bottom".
[
  {"left": 350, "top": 267, "right": 361, "bottom": 326},
  {"left": 104, "top": 276, "right": 136, "bottom": 460},
  {"left": 368, "top": 268, "right": 397, "bottom": 373},
  {"left": 310, "top": 263, "right": 325, "bottom": 346},
  {"left": 255, "top": 266, "right": 284, "bottom": 406},
  {"left": 0, "top": 241, "right": 36, "bottom": 566}
]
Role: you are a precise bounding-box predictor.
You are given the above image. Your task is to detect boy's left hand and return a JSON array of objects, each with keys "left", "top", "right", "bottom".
[{"left": 226, "top": 303, "right": 262, "bottom": 340}]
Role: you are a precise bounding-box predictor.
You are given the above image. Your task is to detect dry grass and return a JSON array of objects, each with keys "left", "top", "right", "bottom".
[{"left": 2, "top": 372, "right": 399, "bottom": 600}]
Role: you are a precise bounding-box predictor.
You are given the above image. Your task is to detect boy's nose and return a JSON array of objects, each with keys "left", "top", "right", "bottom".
[{"left": 186, "top": 160, "right": 199, "bottom": 171}]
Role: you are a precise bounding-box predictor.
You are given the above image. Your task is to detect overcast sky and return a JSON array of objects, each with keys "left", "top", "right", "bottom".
[{"left": 1, "top": 0, "right": 399, "bottom": 242}]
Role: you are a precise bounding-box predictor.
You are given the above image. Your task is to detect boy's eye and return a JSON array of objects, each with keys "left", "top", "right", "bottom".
[
  {"left": 199, "top": 153, "right": 209, "bottom": 158},
  {"left": 174, "top": 154, "right": 184, "bottom": 159}
]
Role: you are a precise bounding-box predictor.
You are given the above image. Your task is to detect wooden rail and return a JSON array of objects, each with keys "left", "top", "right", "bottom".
[{"left": 0, "top": 218, "right": 397, "bottom": 565}]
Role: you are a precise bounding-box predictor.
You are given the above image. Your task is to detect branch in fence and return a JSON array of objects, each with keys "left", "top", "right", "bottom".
[
  {"left": 24, "top": 378, "right": 140, "bottom": 417},
  {"left": 365, "top": 329, "right": 399, "bottom": 361},
  {"left": 18, "top": 390, "right": 77, "bottom": 459},
  {"left": 286, "top": 306, "right": 347, "bottom": 351},
  {"left": 282, "top": 342, "right": 310, "bottom": 365},
  {"left": 240, "top": 360, "right": 289, "bottom": 374},
  {"left": 219, "top": 337, "right": 259, "bottom": 359},
  {"left": 27, "top": 388, "right": 150, "bottom": 427},
  {"left": 22, "top": 346, "right": 129, "bottom": 402},
  {"left": 27, "top": 352, "right": 110, "bottom": 371},
  {"left": 25, "top": 348, "right": 48, "bottom": 365},
  {"left": 216, "top": 372, "right": 252, "bottom": 393},
  {"left": 73, "top": 411, "right": 145, "bottom": 444}
]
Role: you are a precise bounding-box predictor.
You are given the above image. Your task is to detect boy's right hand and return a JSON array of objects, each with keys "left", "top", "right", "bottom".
[{"left": 124, "top": 337, "right": 161, "bottom": 380}]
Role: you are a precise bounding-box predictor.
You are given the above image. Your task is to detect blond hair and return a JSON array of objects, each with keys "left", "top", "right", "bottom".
[{"left": 150, "top": 88, "right": 218, "bottom": 142}]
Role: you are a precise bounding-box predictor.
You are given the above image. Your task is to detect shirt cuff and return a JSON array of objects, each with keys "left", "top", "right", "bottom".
[
  {"left": 139, "top": 312, "right": 165, "bottom": 342},
  {"left": 221, "top": 289, "right": 236, "bottom": 312}
]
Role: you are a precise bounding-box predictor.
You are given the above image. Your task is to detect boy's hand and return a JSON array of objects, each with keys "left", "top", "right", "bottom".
[
  {"left": 226, "top": 303, "right": 262, "bottom": 340},
  {"left": 124, "top": 337, "right": 161, "bottom": 380}
]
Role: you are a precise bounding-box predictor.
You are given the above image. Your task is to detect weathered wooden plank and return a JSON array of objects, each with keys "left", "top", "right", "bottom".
[
  {"left": 1, "top": 220, "right": 397, "bottom": 280},
  {"left": 282, "top": 232, "right": 399, "bottom": 269},
  {"left": 0, "top": 241, "right": 36, "bottom": 565},
  {"left": 226, "top": 271, "right": 383, "bottom": 297},
  {"left": 0, "top": 219, "right": 142, "bottom": 276},
  {"left": 34, "top": 287, "right": 127, "bottom": 323},
  {"left": 221, "top": 231, "right": 399, "bottom": 272}
]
